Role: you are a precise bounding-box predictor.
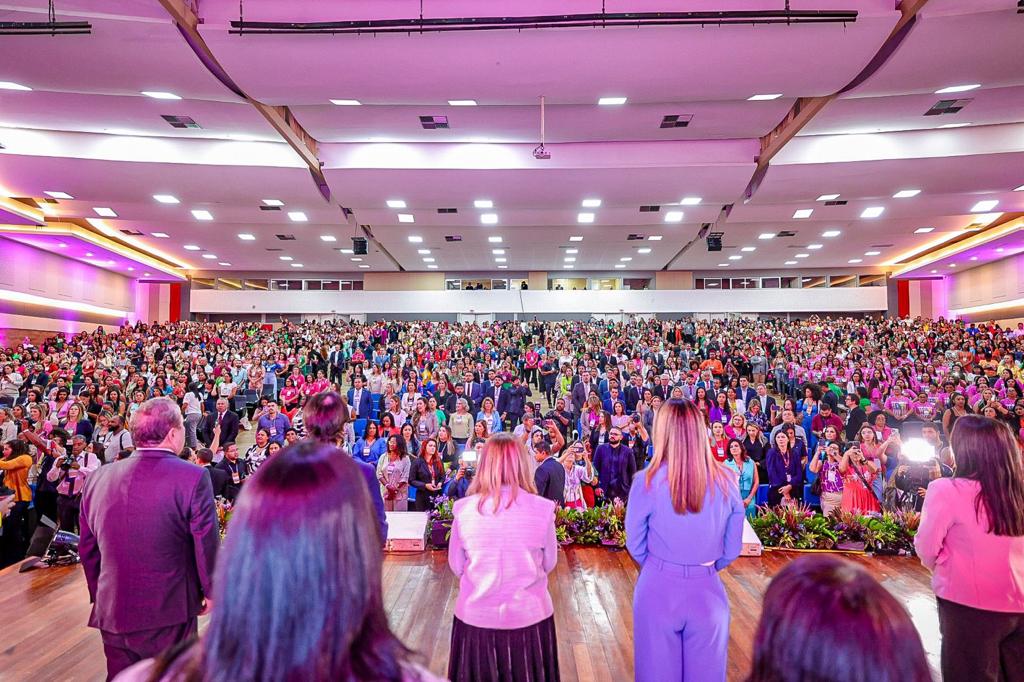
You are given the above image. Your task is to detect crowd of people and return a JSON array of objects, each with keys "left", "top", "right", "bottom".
[{"left": 1, "top": 314, "right": 1024, "bottom": 680}]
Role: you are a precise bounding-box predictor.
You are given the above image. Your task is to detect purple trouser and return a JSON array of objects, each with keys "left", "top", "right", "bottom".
[
  {"left": 100, "top": 617, "right": 197, "bottom": 681},
  {"left": 633, "top": 559, "right": 729, "bottom": 682}
]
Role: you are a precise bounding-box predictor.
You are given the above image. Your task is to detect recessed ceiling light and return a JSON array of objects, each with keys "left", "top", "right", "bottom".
[
  {"left": 498, "top": 265, "right": 508, "bottom": 269},
  {"left": 398, "top": 213, "right": 415, "bottom": 223},
  {"left": 822, "top": 230, "right": 841, "bottom": 238},
  {"left": 191, "top": 209, "right": 213, "bottom": 221},
  {"left": 495, "top": 257, "right": 507, "bottom": 263},
  {"left": 795, "top": 253, "right": 810, "bottom": 258},
  {"left": 339, "top": 248, "right": 354, "bottom": 254},
  {"left": 664, "top": 211, "right": 684, "bottom": 222},
  {"left": 287, "top": 211, "right": 308, "bottom": 222},
  {"left": 784, "top": 261, "right": 798, "bottom": 265},
  {"left": 488, "top": 236, "right": 503, "bottom": 243},
  {"left": 969, "top": 256, "right": 978, "bottom": 261},
  {"left": 183, "top": 244, "right": 201, "bottom": 251},
  {"left": 93, "top": 207, "right": 117, "bottom": 217},
  {"left": 748, "top": 93, "right": 783, "bottom": 100},
  {"left": 279, "top": 255, "right": 293, "bottom": 261},
  {"left": 0, "top": 81, "right": 32, "bottom": 91},
  {"left": 417, "top": 249, "right": 431, "bottom": 254},
  {"left": 807, "top": 244, "right": 823, "bottom": 250},
  {"left": 598, "top": 96, "right": 627, "bottom": 105},
  {"left": 996, "top": 247, "right": 1005, "bottom": 253},
  {"left": 728, "top": 255, "right": 742, "bottom": 260},
  {"left": 408, "top": 235, "right": 423, "bottom": 243},
  {"left": 1014, "top": 185, "right": 1024, "bottom": 192},
  {"left": 85, "top": 252, "right": 94, "bottom": 257},
  {"left": 570, "top": 236, "right": 584, "bottom": 242},
  {"left": 793, "top": 209, "right": 813, "bottom": 219},
  {"left": 320, "top": 235, "right": 337, "bottom": 242},
  {"left": 143, "top": 273, "right": 151, "bottom": 277},
  {"left": 386, "top": 199, "right": 407, "bottom": 208},
  {"left": 423, "top": 257, "right": 435, "bottom": 263},
  {"left": 647, "top": 235, "right": 663, "bottom": 241},
  {"left": 474, "top": 199, "right": 493, "bottom": 208},
  {"left": 931, "top": 269, "right": 938, "bottom": 274},
  {"left": 816, "top": 194, "right": 840, "bottom": 201},
  {"left": 564, "top": 257, "right": 577, "bottom": 262},
  {"left": 717, "top": 263, "right": 730, "bottom": 267},
  {"left": 151, "top": 232, "right": 169, "bottom": 238},
  {"left": 562, "top": 249, "right": 578, "bottom": 255},
  {"left": 153, "top": 194, "right": 179, "bottom": 204},
  {"left": 938, "top": 122, "right": 972, "bottom": 128},
  {"left": 759, "top": 233, "right": 775, "bottom": 240},
  {"left": 914, "top": 227, "right": 935, "bottom": 233},
  {"left": 848, "top": 258, "right": 863, "bottom": 264},
  {"left": 480, "top": 213, "right": 498, "bottom": 224},
  {"left": 865, "top": 250, "right": 881, "bottom": 256},
  {"left": 427, "top": 264, "right": 439, "bottom": 269},
  {"left": 893, "top": 189, "right": 921, "bottom": 198},
  {"left": 218, "top": 262, "right": 231, "bottom": 266},
  {"left": 972, "top": 212, "right": 1002, "bottom": 225},
  {"left": 581, "top": 198, "right": 602, "bottom": 208},
  {"left": 262, "top": 199, "right": 284, "bottom": 206},
  {"left": 577, "top": 212, "right": 595, "bottom": 223},
  {"left": 44, "top": 191, "right": 73, "bottom": 199},
  {"left": 948, "top": 263, "right": 956, "bottom": 268},
  {"left": 358, "top": 264, "right": 370, "bottom": 269},
  {"left": 141, "top": 91, "right": 181, "bottom": 100},
  {"left": 637, "top": 248, "right": 652, "bottom": 254},
  {"left": 126, "top": 266, "right": 133, "bottom": 270},
  {"left": 492, "top": 249, "right": 505, "bottom": 255},
  {"left": 935, "top": 84, "right": 981, "bottom": 94},
  {"left": 861, "top": 206, "right": 885, "bottom": 218},
  {"left": 351, "top": 257, "right": 363, "bottom": 262},
  {"left": 329, "top": 99, "right": 362, "bottom": 106},
  {"left": 238, "top": 233, "right": 255, "bottom": 240},
  {"left": 680, "top": 197, "right": 702, "bottom": 206},
  {"left": 448, "top": 99, "right": 477, "bottom": 106},
  {"left": 970, "top": 199, "right": 999, "bottom": 212},
  {"left": 291, "top": 263, "right": 304, "bottom": 268},
  {"left": 620, "top": 257, "right": 633, "bottom": 262},
  {"left": 740, "top": 246, "right": 756, "bottom": 252},
  {"left": 202, "top": 254, "right": 217, "bottom": 259}
]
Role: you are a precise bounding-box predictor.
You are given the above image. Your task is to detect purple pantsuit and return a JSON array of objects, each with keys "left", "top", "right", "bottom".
[{"left": 626, "top": 466, "right": 744, "bottom": 682}]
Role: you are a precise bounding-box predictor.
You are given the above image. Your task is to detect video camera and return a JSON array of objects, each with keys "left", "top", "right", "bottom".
[{"left": 898, "top": 438, "right": 939, "bottom": 492}]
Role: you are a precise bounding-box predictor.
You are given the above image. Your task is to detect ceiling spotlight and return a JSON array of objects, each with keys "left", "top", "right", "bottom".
[
  {"left": 717, "top": 263, "right": 730, "bottom": 267},
  {"left": 279, "top": 256, "right": 293, "bottom": 261},
  {"left": 427, "top": 264, "right": 439, "bottom": 269},
  {"left": 85, "top": 252, "right": 94, "bottom": 257},
  {"left": 497, "top": 265, "right": 508, "bottom": 269},
  {"left": 141, "top": 91, "right": 181, "bottom": 100},
  {"left": 290, "top": 263, "right": 304, "bottom": 268},
  {"left": 581, "top": 198, "right": 602, "bottom": 208},
  {"left": 914, "top": 227, "right": 934, "bottom": 233},
  {"left": 288, "top": 211, "right": 308, "bottom": 222},
  {"left": 637, "top": 248, "right": 652, "bottom": 254},
  {"left": 93, "top": 207, "right": 117, "bottom": 217},
  {"left": 970, "top": 199, "right": 999, "bottom": 212},
  {"left": 350, "top": 257, "right": 363, "bottom": 262},
  {"left": 816, "top": 194, "right": 840, "bottom": 201},
  {"left": 339, "top": 248, "right": 354, "bottom": 254},
  {"left": 784, "top": 261, "right": 797, "bottom": 265},
  {"left": 577, "top": 212, "right": 595, "bottom": 223},
  {"left": 202, "top": 254, "right": 219, "bottom": 260},
  {"left": 620, "top": 257, "right": 633, "bottom": 262},
  {"left": 398, "top": 213, "right": 415, "bottom": 223},
  {"left": 153, "top": 194, "right": 179, "bottom": 204},
  {"left": 759, "top": 233, "right": 775, "bottom": 240},
  {"left": 938, "top": 122, "right": 972, "bottom": 128},
  {"left": 218, "top": 262, "right": 231, "bottom": 266},
  {"left": 359, "top": 264, "right": 370, "bottom": 269},
  {"left": 183, "top": 244, "right": 201, "bottom": 251},
  {"left": 848, "top": 258, "right": 863, "bottom": 264},
  {"left": 748, "top": 93, "right": 783, "bottom": 100},
  {"left": 44, "top": 191, "right": 73, "bottom": 199},
  {"left": 417, "top": 249, "right": 431, "bottom": 254},
  {"left": 386, "top": 199, "right": 407, "bottom": 208},
  {"left": 793, "top": 209, "right": 813, "bottom": 219},
  {"left": 664, "top": 211, "right": 684, "bottom": 222},
  {"left": 565, "top": 248, "right": 579, "bottom": 254},
  {"left": 488, "top": 236, "right": 503, "bottom": 243},
  {"left": 647, "top": 235, "right": 662, "bottom": 241},
  {"left": 238, "top": 233, "right": 255, "bottom": 240},
  {"left": 728, "top": 255, "right": 742, "bottom": 260},
  {"left": 679, "top": 197, "right": 702, "bottom": 206},
  {"left": 865, "top": 250, "right": 881, "bottom": 256},
  {"left": 564, "top": 257, "right": 576, "bottom": 263},
  {"left": 408, "top": 235, "right": 423, "bottom": 243},
  {"left": 807, "top": 244, "right": 823, "bottom": 250},
  {"left": 423, "top": 257, "right": 435, "bottom": 263},
  {"left": 151, "top": 232, "right": 169, "bottom": 238},
  {"left": 262, "top": 199, "right": 284, "bottom": 206},
  {"left": 948, "top": 263, "right": 956, "bottom": 268},
  {"left": 893, "top": 189, "right": 921, "bottom": 198},
  {"left": 329, "top": 99, "right": 362, "bottom": 106},
  {"left": 822, "top": 230, "right": 841, "bottom": 238},
  {"left": 320, "top": 235, "right": 337, "bottom": 242},
  {"left": 860, "top": 206, "right": 885, "bottom": 218},
  {"left": 795, "top": 253, "right": 810, "bottom": 258},
  {"left": 935, "top": 84, "right": 981, "bottom": 94},
  {"left": 495, "top": 257, "right": 507, "bottom": 263},
  {"left": 474, "top": 199, "right": 494, "bottom": 208},
  {"left": 492, "top": 249, "right": 505, "bottom": 255},
  {"left": 480, "top": 213, "right": 498, "bottom": 224},
  {"left": 598, "top": 96, "right": 627, "bottom": 105},
  {"left": 448, "top": 99, "right": 477, "bottom": 106},
  {"left": 191, "top": 209, "right": 213, "bottom": 221},
  {"left": 570, "top": 236, "right": 584, "bottom": 242}
]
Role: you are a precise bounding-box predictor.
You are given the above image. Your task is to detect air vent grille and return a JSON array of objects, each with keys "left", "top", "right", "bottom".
[
  {"left": 420, "top": 115, "right": 449, "bottom": 129},
  {"left": 627, "top": 234, "right": 646, "bottom": 241},
  {"left": 161, "top": 115, "right": 201, "bottom": 129},
  {"left": 777, "top": 230, "right": 797, "bottom": 237},
  {"left": 437, "top": 208, "right": 458, "bottom": 214},
  {"left": 639, "top": 205, "right": 660, "bottom": 212},
  {"left": 444, "top": 235, "right": 463, "bottom": 242},
  {"left": 275, "top": 234, "right": 296, "bottom": 241},
  {"left": 259, "top": 205, "right": 281, "bottom": 211},
  {"left": 823, "top": 200, "right": 847, "bottom": 206},
  {"left": 660, "top": 114, "right": 692, "bottom": 129},
  {"left": 924, "top": 98, "right": 972, "bottom": 116}
]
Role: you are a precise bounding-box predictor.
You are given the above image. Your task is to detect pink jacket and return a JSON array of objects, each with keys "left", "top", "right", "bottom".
[
  {"left": 915, "top": 478, "right": 1024, "bottom": 613},
  {"left": 448, "top": 488, "right": 558, "bottom": 629}
]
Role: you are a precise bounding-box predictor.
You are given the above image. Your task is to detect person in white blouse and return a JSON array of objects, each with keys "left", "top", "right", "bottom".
[{"left": 447, "top": 432, "right": 559, "bottom": 682}]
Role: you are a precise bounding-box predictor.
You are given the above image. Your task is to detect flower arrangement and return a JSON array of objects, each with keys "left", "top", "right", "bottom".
[
  {"left": 554, "top": 500, "right": 627, "bottom": 549},
  {"left": 750, "top": 505, "right": 921, "bottom": 556},
  {"left": 429, "top": 495, "right": 455, "bottom": 548}
]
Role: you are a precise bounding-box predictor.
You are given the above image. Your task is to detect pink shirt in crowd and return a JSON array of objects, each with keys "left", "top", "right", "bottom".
[
  {"left": 448, "top": 488, "right": 558, "bottom": 629},
  {"left": 915, "top": 478, "right": 1024, "bottom": 613}
]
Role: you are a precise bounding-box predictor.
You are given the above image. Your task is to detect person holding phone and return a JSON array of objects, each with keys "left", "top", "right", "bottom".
[
  {"left": 809, "top": 441, "right": 845, "bottom": 515},
  {"left": 839, "top": 445, "right": 881, "bottom": 514}
]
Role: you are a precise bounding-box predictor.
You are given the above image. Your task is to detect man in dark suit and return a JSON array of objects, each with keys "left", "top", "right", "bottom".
[
  {"left": 79, "top": 397, "right": 218, "bottom": 680},
  {"left": 624, "top": 375, "right": 644, "bottom": 412},
  {"left": 504, "top": 375, "right": 532, "bottom": 428},
  {"left": 571, "top": 369, "right": 598, "bottom": 417},
  {"left": 753, "top": 383, "right": 777, "bottom": 415},
  {"left": 214, "top": 442, "right": 249, "bottom": 502},
  {"left": 446, "top": 383, "right": 475, "bottom": 417},
  {"left": 480, "top": 370, "right": 500, "bottom": 404},
  {"left": 844, "top": 393, "right": 868, "bottom": 442},
  {"left": 735, "top": 377, "right": 757, "bottom": 410},
  {"left": 346, "top": 375, "right": 373, "bottom": 420},
  {"left": 197, "top": 448, "right": 228, "bottom": 498},
  {"left": 200, "top": 397, "right": 239, "bottom": 448},
  {"left": 328, "top": 346, "right": 345, "bottom": 385},
  {"left": 533, "top": 442, "right": 565, "bottom": 505}
]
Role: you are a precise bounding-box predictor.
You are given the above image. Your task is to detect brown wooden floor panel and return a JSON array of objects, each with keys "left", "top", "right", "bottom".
[{"left": 0, "top": 548, "right": 940, "bottom": 681}]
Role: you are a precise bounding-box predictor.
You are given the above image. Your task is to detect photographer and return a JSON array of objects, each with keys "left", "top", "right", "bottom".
[
  {"left": 45, "top": 434, "right": 99, "bottom": 532},
  {"left": 891, "top": 424, "right": 953, "bottom": 512},
  {"left": 809, "top": 440, "right": 845, "bottom": 515}
]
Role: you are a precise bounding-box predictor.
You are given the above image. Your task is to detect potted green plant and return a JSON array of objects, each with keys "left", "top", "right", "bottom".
[{"left": 429, "top": 495, "right": 454, "bottom": 548}]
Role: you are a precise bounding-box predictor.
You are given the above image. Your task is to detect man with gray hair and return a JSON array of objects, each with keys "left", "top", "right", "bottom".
[
  {"left": 79, "top": 397, "right": 218, "bottom": 680},
  {"left": 45, "top": 434, "right": 98, "bottom": 533}
]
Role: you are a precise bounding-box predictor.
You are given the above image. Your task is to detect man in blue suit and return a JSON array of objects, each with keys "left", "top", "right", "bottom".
[
  {"left": 346, "top": 375, "right": 373, "bottom": 420},
  {"left": 460, "top": 370, "right": 483, "bottom": 406}
]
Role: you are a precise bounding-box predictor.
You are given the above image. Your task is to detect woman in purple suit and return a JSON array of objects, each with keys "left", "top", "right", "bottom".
[{"left": 626, "top": 399, "right": 745, "bottom": 682}]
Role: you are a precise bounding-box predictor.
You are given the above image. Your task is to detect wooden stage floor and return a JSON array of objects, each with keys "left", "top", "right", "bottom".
[{"left": 0, "top": 548, "right": 941, "bottom": 681}]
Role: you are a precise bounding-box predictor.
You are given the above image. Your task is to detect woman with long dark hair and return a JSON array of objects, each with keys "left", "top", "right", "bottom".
[
  {"left": 747, "top": 555, "right": 931, "bottom": 682},
  {"left": 118, "top": 441, "right": 441, "bottom": 682},
  {"left": 0, "top": 439, "right": 33, "bottom": 567},
  {"left": 916, "top": 415, "right": 1024, "bottom": 681}
]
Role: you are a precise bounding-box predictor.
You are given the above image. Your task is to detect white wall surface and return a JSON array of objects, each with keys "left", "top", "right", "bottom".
[{"left": 191, "top": 287, "right": 888, "bottom": 315}]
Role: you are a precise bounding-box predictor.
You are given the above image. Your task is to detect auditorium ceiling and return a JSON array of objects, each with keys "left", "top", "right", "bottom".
[{"left": 0, "top": 0, "right": 1021, "bottom": 277}]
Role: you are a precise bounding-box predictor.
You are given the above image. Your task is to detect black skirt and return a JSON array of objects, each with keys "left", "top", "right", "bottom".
[{"left": 448, "top": 615, "right": 560, "bottom": 682}]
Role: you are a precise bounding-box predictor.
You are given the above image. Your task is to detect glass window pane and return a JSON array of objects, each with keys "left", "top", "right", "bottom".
[
  {"left": 306, "top": 280, "right": 323, "bottom": 291},
  {"left": 860, "top": 273, "right": 885, "bottom": 287},
  {"left": 244, "top": 279, "right": 268, "bottom": 290},
  {"left": 828, "top": 274, "right": 857, "bottom": 288},
  {"left": 322, "top": 280, "right": 340, "bottom": 291},
  {"left": 191, "top": 277, "right": 215, "bottom": 290},
  {"left": 761, "top": 277, "right": 780, "bottom": 289},
  {"left": 781, "top": 276, "right": 798, "bottom": 289},
  {"left": 352, "top": 280, "right": 363, "bottom": 291},
  {"left": 445, "top": 279, "right": 462, "bottom": 290}
]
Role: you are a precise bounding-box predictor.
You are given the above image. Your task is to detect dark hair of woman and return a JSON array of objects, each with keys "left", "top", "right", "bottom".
[
  {"left": 169, "top": 441, "right": 413, "bottom": 681},
  {"left": 747, "top": 555, "right": 930, "bottom": 682},
  {"left": 950, "top": 415, "right": 1024, "bottom": 536},
  {"left": 3, "top": 438, "right": 30, "bottom": 460}
]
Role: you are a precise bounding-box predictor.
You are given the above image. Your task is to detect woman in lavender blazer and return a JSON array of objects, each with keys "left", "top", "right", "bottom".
[
  {"left": 447, "top": 432, "right": 559, "bottom": 682},
  {"left": 626, "top": 398, "right": 745, "bottom": 682}
]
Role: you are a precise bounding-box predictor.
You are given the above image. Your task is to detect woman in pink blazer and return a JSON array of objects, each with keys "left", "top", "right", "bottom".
[
  {"left": 447, "top": 432, "right": 559, "bottom": 682},
  {"left": 915, "top": 415, "right": 1024, "bottom": 681}
]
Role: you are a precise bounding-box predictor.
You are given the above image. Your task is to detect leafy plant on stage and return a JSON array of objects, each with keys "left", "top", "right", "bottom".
[
  {"left": 429, "top": 495, "right": 455, "bottom": 548},
  {"left": 751, "top": 505, "right": 920, "bottom": 555},
  {"left": 554, "top": 501, "right": 627, "bottom": 548}
]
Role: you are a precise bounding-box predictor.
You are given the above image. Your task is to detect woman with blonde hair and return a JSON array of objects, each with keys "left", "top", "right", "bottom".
[
  {"left": 626, "top": 398, "right": 745, "bottom": 682},
  {"left": 447, "top": 432, "right": 559, "bottom": 682}
]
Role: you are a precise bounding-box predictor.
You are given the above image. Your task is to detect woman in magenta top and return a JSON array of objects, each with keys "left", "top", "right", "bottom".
[{"left": 915, "top": 415, "right": 1024, "bottom": 681}]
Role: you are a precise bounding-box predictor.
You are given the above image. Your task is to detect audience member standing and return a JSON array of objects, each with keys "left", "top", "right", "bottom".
[
  {"left": 747, "top": 555, "right": 931, "bottom": 682},
  {"left": 915, "top": 415, "right": 1024, "bottom": 681},
  {"left": 533, "top": 441, "right": 566, "bottom": 505},
  {"left": 0, "top": 439, "right": 33, "bottom": 567},
  {"left": 592, "top": 426, "right": 636, "bottom": 503},
  {"left": 447, "top": 432, "right": 559, "bottom": 682},
  {"left": 626, "top": 398, "right": 744, "bottom": 682},
  {"left": 79, "top": 397, "right": 218, "bottom": 680}
]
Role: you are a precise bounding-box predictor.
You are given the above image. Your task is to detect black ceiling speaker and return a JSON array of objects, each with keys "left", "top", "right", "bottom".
[
  {"left": 706, "top": 232, "right": 724, "bottom": 252},
  {"left": 352, "top": 237, "right": 368, "bottom": 255}
]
